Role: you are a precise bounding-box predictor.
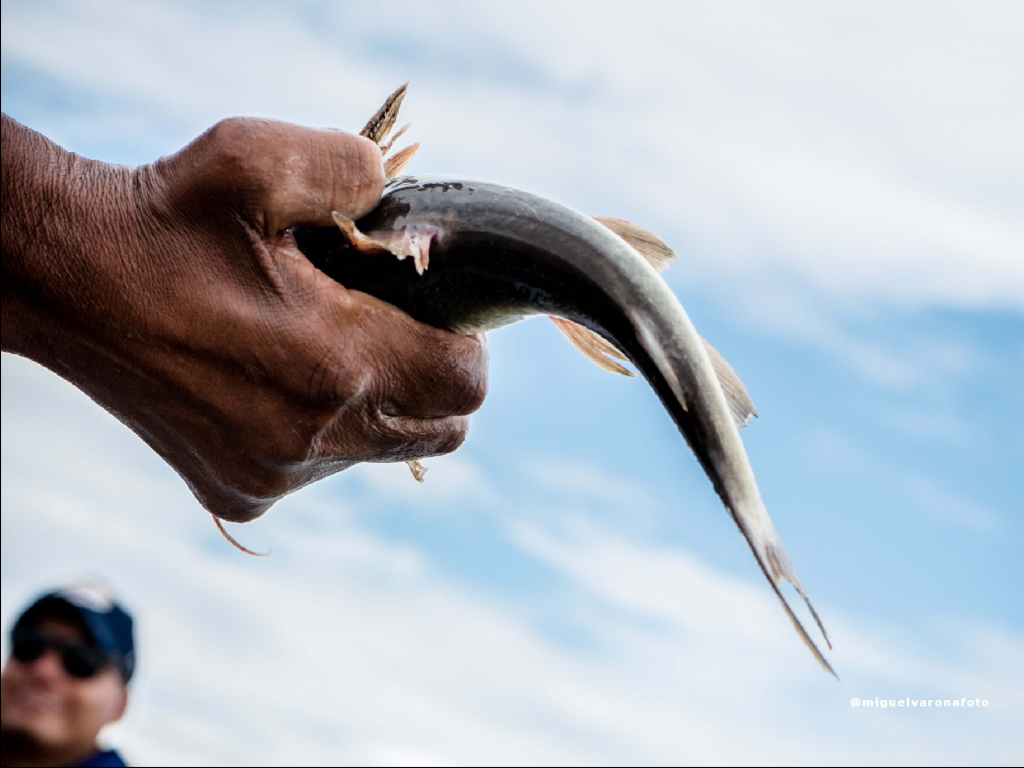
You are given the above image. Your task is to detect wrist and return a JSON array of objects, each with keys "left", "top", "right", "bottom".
[{"left": 1, "top": 115, "right": 141, "bottom": 365}]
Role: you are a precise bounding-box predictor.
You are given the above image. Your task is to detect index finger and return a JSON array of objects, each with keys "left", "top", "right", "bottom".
[
  {"left": 257, "top": 123, "right": 386, "bottom": 233},
  {"left": 163, "top": 117, "right": 386, "bottom": 235}
]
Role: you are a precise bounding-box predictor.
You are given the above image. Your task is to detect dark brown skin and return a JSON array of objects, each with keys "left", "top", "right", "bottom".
[{"left": 1, "top": 114, "right": 488, "bottom": 522}]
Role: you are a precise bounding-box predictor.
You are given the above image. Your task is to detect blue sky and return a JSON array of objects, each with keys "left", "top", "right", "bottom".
[{"left": 2, "top": 1, "right": 1022, "bottom": 764}]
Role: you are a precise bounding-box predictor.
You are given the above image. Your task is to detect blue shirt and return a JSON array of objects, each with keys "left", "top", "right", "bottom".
[{"left": 73, "top": 749, "right": 127, "bottom": 767}]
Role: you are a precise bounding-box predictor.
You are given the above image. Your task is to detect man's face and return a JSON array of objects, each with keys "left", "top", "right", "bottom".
[{"left": 0, "top": 617, "right": 127, "bottom": 754}]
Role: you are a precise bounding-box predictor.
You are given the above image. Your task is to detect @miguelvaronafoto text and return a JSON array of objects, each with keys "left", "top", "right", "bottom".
[{"left": 850, "top": 697, "right": 990, "bottom": 709}]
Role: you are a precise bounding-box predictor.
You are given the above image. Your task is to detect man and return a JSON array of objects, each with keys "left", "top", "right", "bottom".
[
  {"left": 1, "top": 112, "right": 488, "bottom": 524},
  {"left": 1, "top": 586, "right": 135, "bottom": 767}
]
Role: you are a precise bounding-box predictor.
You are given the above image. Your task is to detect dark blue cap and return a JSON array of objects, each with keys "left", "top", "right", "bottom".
[{"left": 12, "top": 585, "right": 135, "bottom": 682}]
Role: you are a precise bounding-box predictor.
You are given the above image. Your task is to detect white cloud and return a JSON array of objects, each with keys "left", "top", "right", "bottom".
[
  {"left": 800, "top": 426, "right": 1007, "bottom": 534},
  {"left": 3, "top": 355, "right": 1021, "bottom": 765},
  {"left": 522, "top": 457, "right": 659, "bottom": 511},
  {"left": 904, "top": 475, "right": 1003, "bottom": 533},
  {"left": 2, "top": 0, "right": 1022, "bottom": 314}
]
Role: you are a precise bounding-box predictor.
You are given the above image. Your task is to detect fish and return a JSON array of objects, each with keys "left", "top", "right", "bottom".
[
  {"left": 292, "top": 175, "right": 835, "bottom": 676},
  {"left": 288, "top": 84, "right": 835, "bottom": 675}
]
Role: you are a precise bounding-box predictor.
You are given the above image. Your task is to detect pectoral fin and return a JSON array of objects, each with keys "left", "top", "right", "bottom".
[{"left": 551, "top": 317, "right": 635, "bottom": 377}]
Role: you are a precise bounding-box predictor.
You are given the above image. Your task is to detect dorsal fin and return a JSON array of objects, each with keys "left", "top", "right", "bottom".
[
  {"left": 380, "top": 123, "right": 411, "bottom": 157},
  {"left": 361, "top": 82, "right": 409, "bottom": 145},
  {"left": 700, "top": 339, "right": 757, "bottom": 428},
  {"left": 593, "top": 216, "right": 677, "bottom": 272}
]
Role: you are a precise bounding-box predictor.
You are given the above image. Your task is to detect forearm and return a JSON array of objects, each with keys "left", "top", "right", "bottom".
[
  {"left": 1, "top": 114, "right": 137, "bottom": 364},
  {"left": 1, "top": 114, "right": 60, "bottom": 357}
]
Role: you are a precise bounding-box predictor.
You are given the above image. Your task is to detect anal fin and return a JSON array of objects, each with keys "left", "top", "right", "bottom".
[{"left": 701, "top": 339, "right": 757, "bottom": 428}]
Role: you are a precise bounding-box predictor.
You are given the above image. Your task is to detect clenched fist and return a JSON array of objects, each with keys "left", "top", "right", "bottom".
[{"left": 1, "top": 114, "right": 488, "bottom": 523}]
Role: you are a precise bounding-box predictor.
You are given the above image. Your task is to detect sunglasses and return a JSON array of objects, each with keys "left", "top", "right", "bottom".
[{"left": 11, "top": 631, "right": 110, "bottom": 679}]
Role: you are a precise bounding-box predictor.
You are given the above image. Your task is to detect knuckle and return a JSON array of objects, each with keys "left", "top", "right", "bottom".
[
  {"left": 241, "top": 401, "right": 328, "bottom": 469},
  {"left": 293, "top": 367, "right": 366, "bottom": 433},
  {"left": 205, "top": 117, "right": 251, "bottom": 160},
  {"left": 460, "top": 359, "right": 489, "bottom": 414},
  {"left": 448, "top": 336, "right": 489, "bottom": 415},
  {"left": 435, "top": 416, "right": 470, "bottom": 455},
  {"left": 415, "top": 416, "right": 471, "bottom": 457},
  {"left": 306, "top": 350, "right": 366, "bottom": 408},
  {"left": 354, "top": 134, "right": 386, "bottom": 186},
  {"left": 201, "top": 117, "right": 268, "bottom": 185}
]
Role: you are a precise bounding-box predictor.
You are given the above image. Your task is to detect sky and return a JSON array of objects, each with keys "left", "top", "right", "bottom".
[{"left": 2, "top": 0, "right": 1022, "bottom": 765}]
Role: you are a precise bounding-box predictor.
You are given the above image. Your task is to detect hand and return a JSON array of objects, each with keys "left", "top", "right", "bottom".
[{"left": 1, "top": 114, "right": 488, "bottom": 522}]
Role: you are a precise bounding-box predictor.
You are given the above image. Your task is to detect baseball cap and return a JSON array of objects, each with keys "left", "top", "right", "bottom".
[{"left": 11, "top": 585, "right": 135, "bottom": 682}]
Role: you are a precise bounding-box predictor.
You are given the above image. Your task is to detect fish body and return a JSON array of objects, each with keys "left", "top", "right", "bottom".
[
  {"left": 298, "top": 178, "right": 668, "bottom": 334},
  {"left": 293, "top": 175, "right": 833, "bottom": 674}
]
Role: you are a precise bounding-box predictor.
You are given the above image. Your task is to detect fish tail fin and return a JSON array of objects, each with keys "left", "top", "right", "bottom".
[
  {"left": 739, "top": 517, "right": 834, "bottom": 675},
  {"left": 764, "top": 538, "right": 832, "bottom": 650},
  {"left": 764, "top": 567, "right": 837, "bottom": 677}
]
